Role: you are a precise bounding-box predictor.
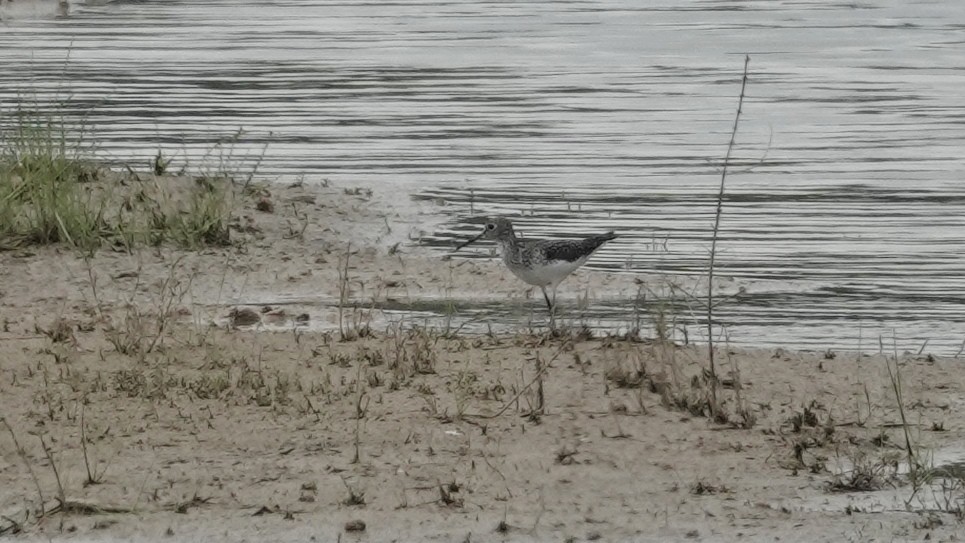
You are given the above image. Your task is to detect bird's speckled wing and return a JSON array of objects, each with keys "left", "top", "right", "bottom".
[{"left": 537, "top": 232, "right": 617, "bottom": 262}]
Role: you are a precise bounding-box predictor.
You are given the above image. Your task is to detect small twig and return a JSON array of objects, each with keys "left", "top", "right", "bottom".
[
  {"left": 464, "top": 342, "right": 567, "bottom": 419},
  {"left": 124, "top": 163, "right": 143, "bottom": 182},
  {"left": 884, "top": 332, "right": 918, "bottom": 504},
  {"left": 303, "top": 394, "right": 321, "bottom": 422},
  {"left": 1, "top": 417, "right": 46, "bottom": 517},
  {"left": 337, "top": 242, "right": 351, "bottom": 340},
  {"left": 39, "top": 435, "right": 67, "bottom": 509},
  {"left": 283, "top": 203, "right": 309, "bottom": 239},
  {"left": 81, "top": 405, "right": 95, "bottom": 484},
  {"left": 533, "top": 351, "right": 545, "bottom": 417},
  {"left": 145, "top": 255, "right": 188, "bottom": 354},
  {"left": 130, "top": 455, "right": 157, "bottom": 514},
  {"left": 351, "top": 359, "right": 368, "bottom": 464},
  {"left": 479, "top": 450, "right": 513, "bottom": 498},
  {"left": 0, "top": 513, "right": 24, "bottom": 535},
  {"left": 0, "top": 335, "right": 46, "bottom": 341}
]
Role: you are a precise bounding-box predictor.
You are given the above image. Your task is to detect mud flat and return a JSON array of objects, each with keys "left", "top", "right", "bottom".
[{"left": 1, "top": 177, "right": 963, "bottom": 542}]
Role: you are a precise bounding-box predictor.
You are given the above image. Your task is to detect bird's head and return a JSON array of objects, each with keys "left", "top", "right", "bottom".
[{"left": 455, "top": 217, "right": 515, "bottom": 250}]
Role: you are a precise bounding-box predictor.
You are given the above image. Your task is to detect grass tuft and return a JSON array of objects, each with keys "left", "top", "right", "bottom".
[{"left": 1, "top": 103, "right": 237, "bottom": 252}]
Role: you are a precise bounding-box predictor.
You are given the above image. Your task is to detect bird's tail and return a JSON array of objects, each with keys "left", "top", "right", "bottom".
[{"left": 584, "top": 231, "right": 617, "bottom": 252}]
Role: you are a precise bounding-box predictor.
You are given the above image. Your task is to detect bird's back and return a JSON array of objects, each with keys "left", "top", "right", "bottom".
[
  {"left": 533, "top": 232, "right": 616, "bottom": 263},
  {"left": 500, "top": 232, "right": 617, "bottom": 287}
]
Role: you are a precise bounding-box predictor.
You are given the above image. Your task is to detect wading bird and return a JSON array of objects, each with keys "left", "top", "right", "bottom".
[{"left": 456, "top": 217, "right": 617, "bottom": 320}]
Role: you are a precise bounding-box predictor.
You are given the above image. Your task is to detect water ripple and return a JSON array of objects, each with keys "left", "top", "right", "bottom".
[{"left": 2, "top": 0, "right": 964, "bottom": 353}]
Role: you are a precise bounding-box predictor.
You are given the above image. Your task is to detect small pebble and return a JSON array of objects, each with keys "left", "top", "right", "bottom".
[
  {"left": 228, "top": 308, "right": 260, "bottom": 327},
  {"left": 345, "top": 520, "right": 366, "bottom": 532},
  {"left": 255, "top": 197, "right": 274, "bottom": 213}
]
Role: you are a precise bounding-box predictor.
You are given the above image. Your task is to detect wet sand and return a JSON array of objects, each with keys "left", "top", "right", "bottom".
[{"left": 1, "top": 178, "right": 963, "bottom": 542}]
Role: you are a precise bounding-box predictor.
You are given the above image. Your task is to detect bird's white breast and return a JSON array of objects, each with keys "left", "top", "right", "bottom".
[{"left": 508, "top": 256, "right": 588, "bottom": 287}]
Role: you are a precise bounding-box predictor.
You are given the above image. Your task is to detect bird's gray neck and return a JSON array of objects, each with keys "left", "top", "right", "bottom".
[
  {"left": 499, "top": 230, "right": 519, "bottom": 244},
  {"left": 498, "top": 236, "right": 519, "bottom": 256}
]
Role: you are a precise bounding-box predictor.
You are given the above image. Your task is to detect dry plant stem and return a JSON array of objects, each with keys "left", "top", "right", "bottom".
[
  {"left": 0, "top": 514, "right": 23, "bottom": 536},
  {"left": 534, "top": 351, "right": 545, "bottom": 416},
  {"left": 145, "top": 256, "right": 188, "bottom": 354},
  {"left": 352, "top": 359, "right": 368, "bottom": 464},
  {"left": 84, "top": 257, "right": 100, "bottom": 314},
  {"left": 885, "top": 335, "right": 919, "bottom": 501},
  {"left": 130, "top": 455, "right": 157, "bottom": 514},
  {"left": 707, "top": 54, "right": 750, "bottom": 412},
  {"left": 38, "top": 435, "right": 67, "bottom": 508},
  {"left": 466, "top": 342, "right": 566, "bottom": 420},
  {"left": 338, "top": 242, "right": 351, "bottom": 340},
  {"left": 81, "top": 405, "right": 95, "bottom": 484},
  {"left": 1, "top": 417, "right": 46, "bottom": 516}
]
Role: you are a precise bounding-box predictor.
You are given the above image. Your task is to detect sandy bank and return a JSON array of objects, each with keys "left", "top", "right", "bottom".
[{"left": 1, "top": 177, "right": 963, "bottom": 542}]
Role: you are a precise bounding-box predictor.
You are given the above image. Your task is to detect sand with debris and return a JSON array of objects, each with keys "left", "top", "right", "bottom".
[{"left": 1, "top": 177, "right": 964, "bottom": 542}]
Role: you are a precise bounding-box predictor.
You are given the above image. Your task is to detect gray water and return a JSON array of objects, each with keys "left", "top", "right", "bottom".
[{"left": 2, "top": 0, "right": 965, "bottom": 354}]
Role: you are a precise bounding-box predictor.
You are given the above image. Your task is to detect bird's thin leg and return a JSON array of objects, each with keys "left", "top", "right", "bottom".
[
  {"left": 541, "top": 286, "right": 557, "bottom": 331},
  {"left": 541, "top": 286, "right": 553, "bottom": 312},
  {"left": 550, "top": 285, "right": 558, "bottom": 328}
]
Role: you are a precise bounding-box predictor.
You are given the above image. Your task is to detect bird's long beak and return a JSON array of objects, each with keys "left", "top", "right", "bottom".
[{"left": 455, "top": 231, "right": 484, "bottom": 251}]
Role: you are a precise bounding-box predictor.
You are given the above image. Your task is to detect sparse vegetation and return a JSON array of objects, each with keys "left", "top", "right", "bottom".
[
  {"left": 0, "top": 76, "right": 961, "bottom": 541},
  {"left": 336, "top": 243, "right": 373, "bottom": 341},
  {"left": 340, "top": 477, "right": 366, "bottom": 506},
  {"left": 826, "top": 449, "right": 900, "bottom": 493},
  {"left": 0, "top": 103, "right": 239, "bottom": 252},
  {"left": 3, "top": 282, "right": 964, "bottom": 540}
]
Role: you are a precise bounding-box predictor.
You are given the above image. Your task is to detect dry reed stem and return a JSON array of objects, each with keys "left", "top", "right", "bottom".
[{"left": 706, "top": 54, "right": 751, "bottom": 415}]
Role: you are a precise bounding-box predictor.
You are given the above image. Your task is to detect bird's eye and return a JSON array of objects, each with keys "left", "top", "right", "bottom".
[{"left": 486, "top": 223, "right": 495, "bottom": 230}]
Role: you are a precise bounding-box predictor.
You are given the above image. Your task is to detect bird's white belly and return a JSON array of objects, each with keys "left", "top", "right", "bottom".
[{"left": 508, "top": 257, "right": 587, "bottom": 287}]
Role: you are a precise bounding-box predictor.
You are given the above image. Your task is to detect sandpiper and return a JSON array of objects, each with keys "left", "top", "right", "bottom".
[{"left": 456, "top": 217, "right": 617, "bottom": 314}]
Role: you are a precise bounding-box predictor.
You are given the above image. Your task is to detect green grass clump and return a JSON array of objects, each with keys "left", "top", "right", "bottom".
[
  {"left": 145, "top": 177, "right": 233, "bottom": 249},
  {"left": 0, "top": 109, "right": 104, "bottom": 249},
  {"left": 0, "top": 105, "right": 234, "bottom": 252}
]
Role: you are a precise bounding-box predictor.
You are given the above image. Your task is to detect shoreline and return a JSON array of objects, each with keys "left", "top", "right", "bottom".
[{"left": 1, "top": 174, "right": 964, "bottom": 542}]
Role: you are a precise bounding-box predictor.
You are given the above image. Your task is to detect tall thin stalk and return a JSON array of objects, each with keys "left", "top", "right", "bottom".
[
  {"left": 1, "top": 417, "right": 46, "bottom": 517},
  {"left": 707, "top": 55, "right": 751, "bottom": 412},
  {"left": 337, "top": 242, "right": 351, "bottom": 340},
  {"left": 885, "top": 333, "right": 920, "bottom": 503}
]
